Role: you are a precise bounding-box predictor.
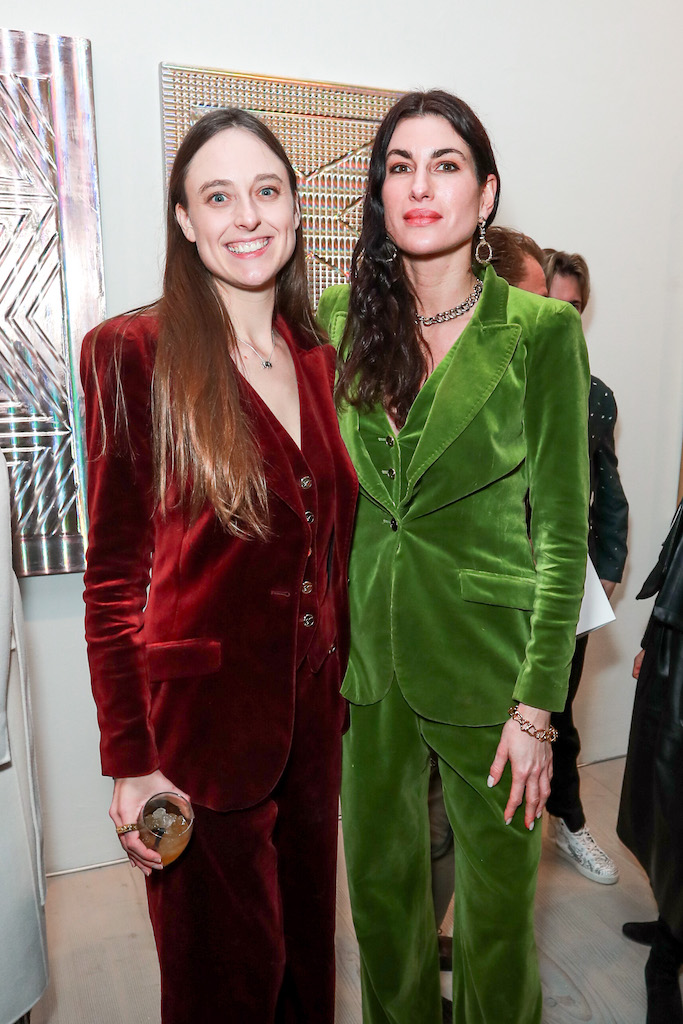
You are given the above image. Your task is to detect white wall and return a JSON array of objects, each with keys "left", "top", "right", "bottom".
[{"left": 7, "top": 0, "right": 683, "bottom": 871}]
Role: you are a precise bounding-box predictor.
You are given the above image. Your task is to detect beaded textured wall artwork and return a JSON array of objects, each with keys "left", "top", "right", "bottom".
[{"left": 161, "top": 65, "right": 402, "bottom": 307}]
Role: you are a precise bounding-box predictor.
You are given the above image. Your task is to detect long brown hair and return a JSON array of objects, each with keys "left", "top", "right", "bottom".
[
  {"left": 141, "top": 108, "right": 320, "bottom": 536},
  {"left": 335, "top": 91, "right": 500, "bottom": 428}
]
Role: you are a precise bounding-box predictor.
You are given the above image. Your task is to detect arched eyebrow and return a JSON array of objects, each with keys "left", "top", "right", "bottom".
[
  {"left": 386, "top": 147, "right": 468, "bottom": 161},
  {"left": 432, "top": 148, "right": 468, "bottom": 160},
  {"left": 198, "top": 179, "right": 232, "bottom": 194},
  {"left": 197, "top": 173, "right": 285, "bottom": 194},
  {"left": 253, "top": 173, "right": 285, "bottom": 186}
]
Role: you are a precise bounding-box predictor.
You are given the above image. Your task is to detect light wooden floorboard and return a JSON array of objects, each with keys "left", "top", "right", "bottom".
[
  {"left": 534, "top": 757, "right": 656, "bottom": 1023},
  {"left": 32, "top": 757, "right": 663, "bottom": 1023}
]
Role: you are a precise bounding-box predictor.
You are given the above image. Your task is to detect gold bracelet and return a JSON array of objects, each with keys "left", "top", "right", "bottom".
[{"left": 508, "top": 706, "right": 559, "bottom": 744}]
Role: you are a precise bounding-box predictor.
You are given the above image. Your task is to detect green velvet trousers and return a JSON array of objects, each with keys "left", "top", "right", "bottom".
[{"left": 341, "top": 681, "right": 543, "bottom": 1024}]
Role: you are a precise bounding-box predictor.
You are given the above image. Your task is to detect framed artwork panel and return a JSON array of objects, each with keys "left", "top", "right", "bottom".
[{"left": 0, "top": 28, "right": 104, "bottom": 575}]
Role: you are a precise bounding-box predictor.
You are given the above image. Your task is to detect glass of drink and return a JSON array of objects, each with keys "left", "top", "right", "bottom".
[{"left": 137, "top": 792, "right": 194, "bottom": 866}]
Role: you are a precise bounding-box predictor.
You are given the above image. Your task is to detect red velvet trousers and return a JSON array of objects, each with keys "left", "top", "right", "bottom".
[{"left": 145, "top": 655, "right": 345, "bottom": 1024}]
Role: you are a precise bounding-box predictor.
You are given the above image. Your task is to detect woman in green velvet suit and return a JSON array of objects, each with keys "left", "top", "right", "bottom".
[{"left": 317, "top": 91, "right": 590, "bottom": 1024}]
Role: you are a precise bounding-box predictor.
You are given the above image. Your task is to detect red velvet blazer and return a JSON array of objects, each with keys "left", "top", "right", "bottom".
[{"left": 81, "top": 313, "right": 358, "bottom": 812}]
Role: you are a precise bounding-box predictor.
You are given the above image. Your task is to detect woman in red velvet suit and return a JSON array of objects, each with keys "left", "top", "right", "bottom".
[{"left": 81, "top": 109, "right": 357, "bottom": 1024}]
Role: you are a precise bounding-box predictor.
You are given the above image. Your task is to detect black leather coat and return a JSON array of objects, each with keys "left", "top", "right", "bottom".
[{"left": 618, "top": 500, "right": 683, "bottom": 940}]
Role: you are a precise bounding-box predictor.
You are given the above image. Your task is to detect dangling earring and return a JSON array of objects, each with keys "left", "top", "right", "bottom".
[{"left": 475, "top": 219, "right": 493, "bottom": 265}]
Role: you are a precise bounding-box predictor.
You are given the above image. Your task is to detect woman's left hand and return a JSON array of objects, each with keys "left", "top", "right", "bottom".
[{"left": 487, "top": 703, "right": 553, "bottom": 830}]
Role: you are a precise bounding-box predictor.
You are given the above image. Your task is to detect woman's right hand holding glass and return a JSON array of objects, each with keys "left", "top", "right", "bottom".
[{"left": 110, "top": 770, "right": 190, "bottom": 876}]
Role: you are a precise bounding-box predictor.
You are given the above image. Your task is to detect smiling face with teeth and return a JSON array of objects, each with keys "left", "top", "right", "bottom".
[{"left": 175, "top": 126, "right": 300, "bottom": 303}]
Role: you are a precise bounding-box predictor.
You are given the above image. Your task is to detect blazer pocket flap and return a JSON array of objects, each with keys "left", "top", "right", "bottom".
[
  {"left": 147, "top": 639, "right": 222, "bottom": 681},
  {"left": 459, "top": 569, "right": 536, "bottom": 610}
]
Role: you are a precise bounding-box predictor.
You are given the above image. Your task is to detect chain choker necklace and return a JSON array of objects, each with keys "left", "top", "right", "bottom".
[
  {"left": 237, "top": 329, "right": 277, "bottom": 369},
  {"left": 415, "top": 279, "right": 483, "bottom": 326}
]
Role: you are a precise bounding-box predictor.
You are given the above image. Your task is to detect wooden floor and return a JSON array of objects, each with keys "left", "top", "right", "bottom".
[{"left": 32, "top": 757, "right": 664, "bottom": 1023}]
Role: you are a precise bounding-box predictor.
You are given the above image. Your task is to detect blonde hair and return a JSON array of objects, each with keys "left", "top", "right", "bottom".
[{"left": 543, "top": 250, "right": 591, "bottom": 311}]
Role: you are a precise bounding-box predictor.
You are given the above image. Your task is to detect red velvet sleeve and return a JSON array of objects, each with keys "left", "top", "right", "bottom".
[{"left": 81, "top": 314, "right": 160, "bottom": 779}]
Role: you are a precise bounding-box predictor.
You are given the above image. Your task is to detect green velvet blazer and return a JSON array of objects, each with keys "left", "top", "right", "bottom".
[{"left": 317, "top": 267, "right": 590, "bottom": 725}]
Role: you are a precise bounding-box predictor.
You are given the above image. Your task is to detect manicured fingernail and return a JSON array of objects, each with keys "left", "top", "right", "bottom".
[
  {"left": 528, "top": 821, "right": 535, "bottom": 831},
  {"left": 536, "top": 810, "right": 543, "bottom": 819},
  {"left": 505, "top": 817, "right": 513, "bottom": 826},
  {"left": 487, "top": 775, "right": 495, "bottom": 788}
]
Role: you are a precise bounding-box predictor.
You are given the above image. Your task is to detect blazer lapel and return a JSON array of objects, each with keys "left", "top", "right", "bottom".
[
  {"left": 250, "top": 397, "right": 306, "bottom": 520},
  {"left": 322, "top": 268, "right": 521, "bottom": 512},
  {"left": 404, "top": 268, "right": 520, "bottom": 503},
  {"left": 239, "top": 321, "right": 307, "bottom": 521}
]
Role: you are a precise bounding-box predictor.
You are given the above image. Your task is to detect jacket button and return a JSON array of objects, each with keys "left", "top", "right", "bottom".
[
  {"left": 385, "top": 436, "right": 395, "bottom": 447},
  {"left": 390, "top": 517, "right": 398, "bottom": 531},
  {"left": 328, "top": 643, "right": 337, "bottom": 654},
  {"left": 301, "top": 580, "right": 313, "bottom": 594},
  {"left": 305, "top": 510, "right": 315, "bottom": 524},
  {"left": 300, "top": 475, "right": 313, "bottom": 489},
  {"left": 386, "top": 468, "right": 396, "bottom": 479},
  {"left": 303, "top": 613, "right": 315, "bottom": 627}
]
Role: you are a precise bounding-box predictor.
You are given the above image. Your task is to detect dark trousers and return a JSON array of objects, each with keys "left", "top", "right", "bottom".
[
  {"left": 146, "top": 655, "right": 345, "bottom": 1024},
  {"left": 546, "top": 634, "right": 588, "bottom": 832}
]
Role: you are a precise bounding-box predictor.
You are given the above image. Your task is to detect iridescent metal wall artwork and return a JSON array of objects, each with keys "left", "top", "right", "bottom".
[
  {"left": 0, "top": 29, "right": 104, "bottom": 575},
  {"left": 160, "top": 65, "right": 402, "bottom": 308}
]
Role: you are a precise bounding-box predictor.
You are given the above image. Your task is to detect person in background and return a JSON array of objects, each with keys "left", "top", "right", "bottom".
[
  {"left": 489, "top": 226, "right": 548, "bottom": 296},
  {"left": 544, "top": 250, "right": 628, "bottom": 884},
  {"left": 81, "top": 108, "right": 357, "bottom": 1024},
  {"left": 618, "top": 500, "right": 683, "bottom": 1024},
  {"left": 319, "top": 92, "right": 589, "bottom": 1024}
]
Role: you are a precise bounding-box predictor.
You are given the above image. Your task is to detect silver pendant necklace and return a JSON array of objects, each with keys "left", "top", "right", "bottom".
[
  {"left": 237, "top": 329, "right": 277, "bottom": 369},
  {"left": 415, "top": 279, "right": 483, "bottom": 326}
]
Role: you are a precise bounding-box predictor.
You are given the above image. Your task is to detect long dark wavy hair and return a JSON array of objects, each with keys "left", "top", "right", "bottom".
[
  {"left": 93, "top": 108, "right": 321, "bottom": 538},
  {"left": 335, "top": 90, "right": 500, "bottom": 427}
]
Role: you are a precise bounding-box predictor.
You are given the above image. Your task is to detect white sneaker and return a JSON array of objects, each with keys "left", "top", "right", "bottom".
[{"left": 551, "top": 816, "right": 619, "bottom": 884}]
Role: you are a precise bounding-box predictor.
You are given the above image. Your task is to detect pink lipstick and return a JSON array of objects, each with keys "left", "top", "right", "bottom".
[{"left": 403, "top": 210, "right": 441, "bottom": 225}]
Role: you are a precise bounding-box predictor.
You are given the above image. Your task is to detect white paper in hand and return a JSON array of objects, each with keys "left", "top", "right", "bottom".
[{"left": 576, "top": 556, "right": 616, "bottom": 637}]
